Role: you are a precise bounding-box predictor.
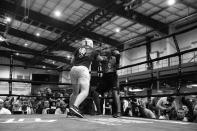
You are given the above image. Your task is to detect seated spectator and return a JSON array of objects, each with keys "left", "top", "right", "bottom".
[
  {"left": 21, "top": 100, "right": 33, "bottom": 114},
  {"left": 12, "top": 101, "right": 22, "bottom": 114},
  {"left": 4, "top": 100, "right": 12, "bottom": 111},
  {"left": 48, "top": 101, "right": 56, "bottom": 114},
  {"left": 45, "top": 88, "right": 54, "bottom": 101},
  {"left": 55, "top": 101, "right": 68, "bottom": 115},
  {"left": 56, "top": 99, "right": 61, "bottom": 108},
  {"left": 42, "top": 100, "right": 50, "bottom": 114},
  {"left": 35, "top": 100, "right": 43, "bottom": 114},
  {"left": 193, "top": 104, "right": 197, "bottom": 122},
  {"left": 138, "top": 100, "right": 156, "bottom": 119},
  {"left": 146, "top": 97, "right": 160, "bottom": 118},
  {"left": 181, "top": 97, "right": 194, "bottom": 122},
  {"left": 0, "top": 98, "right": 11, "bottom": 115},
  {"left": 130, "top": 98, "right": 140, "bottom": 117},
  {"left": 177, "top": 108, "right": 188, "bottom": 121},
  {"left": 156, "top": 96, "right": 177, "bottom": 120}
]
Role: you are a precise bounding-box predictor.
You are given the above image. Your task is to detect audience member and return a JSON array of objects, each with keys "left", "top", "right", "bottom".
[{"left": 0, "top": 98, "right": 11, "bottom": 115}]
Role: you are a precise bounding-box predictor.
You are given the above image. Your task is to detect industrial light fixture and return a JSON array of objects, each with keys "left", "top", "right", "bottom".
[
  {"left": 15, "top": 53, "right": 19, "bottom": 56},
  {"left": 24, "top": 43, "right": 28, "bottom": 47},
  {"left": 36, "top": 33, "right": 40, "bottom": 37},
  {"left": 129, "top": 88, "right": 143, "bottom": 92},
  {"left": 54, "top": 10, "right": 61, "bottom": 17},
  {"left": 167, "top": 0, "right": 176, "bottom": 6},
  {"left": 4, "top": 17, "right": 12, "bottom": 23},
  {"left": 115, "top": 27, "right": 121, "bottom": 33}
]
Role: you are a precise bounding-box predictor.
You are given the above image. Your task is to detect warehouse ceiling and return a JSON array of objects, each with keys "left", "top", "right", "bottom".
[{"left": 0, "top": 0, "right": 196, "bottom": 70}]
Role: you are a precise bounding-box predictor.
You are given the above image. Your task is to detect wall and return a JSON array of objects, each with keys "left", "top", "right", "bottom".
[
  {"left": 119, "top": 28, "right": 197, "bottom": 76},
  {"left": 0, "top": 57, "right": 71, "bottom": 95}
]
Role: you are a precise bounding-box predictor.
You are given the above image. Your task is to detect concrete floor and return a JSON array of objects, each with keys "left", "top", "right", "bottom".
[{"left": 0, "top": 115, "right": 196, "bottom": 131}]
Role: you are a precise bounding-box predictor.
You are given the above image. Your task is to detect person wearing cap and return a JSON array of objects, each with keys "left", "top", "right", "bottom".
[
  {"left": 69, "top": 38, "right": 102, "bottom": 118},
  {"left": 0, "top": 98, "right": 11, "bottom": 115}
]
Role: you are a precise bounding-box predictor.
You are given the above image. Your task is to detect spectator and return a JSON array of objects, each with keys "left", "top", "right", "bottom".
[
  {"left": 193, "top": 104, "right": 197, "bottom": 122},
  {"left": 42, "top": 100, "right": 50, "bottom": 114},
  {"left": 156, "top": 96, "right": 177, "bottom": 120},
  {"left": 55, "top": 101, "right": 68, "bottom": 115},
  {"left": 12, "top": 100, "right": 22, "bottom": 114},
  {"left": 138, "top": 100, "right": 156, "bottom": 119},
  {"left": 181, "top": 97, "right": 194, "bottom": 122},
  {"left": 4, "top": 100, "right": 12, "bottom": 111},
  {"left": 122, "top": 99, "right": 132, "bottom": 116},
  {"left": 0, "top": 98, "right": 11, "bottom": 115},
  {"left": 49, "top": 101, "right": 56, "bottom": 114},
  {"left": 45, "top": 88, "right": 54, "bottom": 101},
  {"left": 176, "top": 108, "right": 188, "bottom": 121},
  {"left": 147, "top": 97, "right": 160, "bottom": 118},
  {"left": 35, "top": 100, "right": 43, "bottom": 114}
]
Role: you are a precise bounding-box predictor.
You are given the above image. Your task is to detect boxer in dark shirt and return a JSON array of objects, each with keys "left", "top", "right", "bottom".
[{"left": 97, "top": 49, "right": 121, "bottom": 117}]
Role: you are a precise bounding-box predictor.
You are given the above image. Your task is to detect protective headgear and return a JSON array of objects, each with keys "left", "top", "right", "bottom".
[{"left": 81, "top": 38, "right": 93, "bottom": 48}]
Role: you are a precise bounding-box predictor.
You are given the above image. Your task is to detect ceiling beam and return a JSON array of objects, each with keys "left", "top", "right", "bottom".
[
  {"left": 0, "top": 42, "right": 71, "bottom": 64},
  {"left": 0, "top": 0, "right": 121, "bottom": 47},
  {"left": 0, "top": 51, "right": 57, "bottom": 68},
  {"left": 179, "top": 0, "right": 197, "bottom": 10},
  {"left": 0, "top": 21, "right": 76, "bottom": 53},
  {"left": 82, "top": 0, "right": 169, "bottom": 34}
]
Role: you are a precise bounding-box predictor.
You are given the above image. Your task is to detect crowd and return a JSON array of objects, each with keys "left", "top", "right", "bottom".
[
  {"left": 121, "top": 95, "right": 197, "bottom": 122},
  {"left": 0, "top": 87, "right": 197, "bottom": 123},
  {"left": 0, "top": 88, "right": 69, "bottom": 115}
]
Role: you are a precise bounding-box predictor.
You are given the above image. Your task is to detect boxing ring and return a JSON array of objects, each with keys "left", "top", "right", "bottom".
[
  {"left": 1, "top": 17, "right": 197, "bottom": 131},
  {"left": 0, "top": 115, "right": 197, "bottom": 131}
]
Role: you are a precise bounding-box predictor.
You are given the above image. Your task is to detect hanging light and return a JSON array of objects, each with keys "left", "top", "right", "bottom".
[
  {"left": 24, "top": 43, "right": 28, "bottom": 47},
  {"left": 4, "top": 17, "right": 12, "bottom": 23},
  {"left": 114, "top": 27, "right": 121, "bottom": 33},
  {"left": 167, "top": 0, "right": 176, "bottom": 6},
  {"left": 54, "top": 10, "right": 62, "bottom": 17},
  {"left": 36, "top": 33, "right": 40, "bottom": 37}
]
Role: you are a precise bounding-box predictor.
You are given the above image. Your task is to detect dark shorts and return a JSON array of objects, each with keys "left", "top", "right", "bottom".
[{"left": 97, "top": 72, "right": 119, "bottom": 93}]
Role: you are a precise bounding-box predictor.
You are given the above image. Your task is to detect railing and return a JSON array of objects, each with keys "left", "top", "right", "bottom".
[{"left": 118, "top": 50, "right": 197, "bottom": 76}]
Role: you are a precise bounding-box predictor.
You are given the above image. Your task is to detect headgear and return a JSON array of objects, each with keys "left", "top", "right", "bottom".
[{"left": 81, "top": 38, "right": 93, "bottom": 48}]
